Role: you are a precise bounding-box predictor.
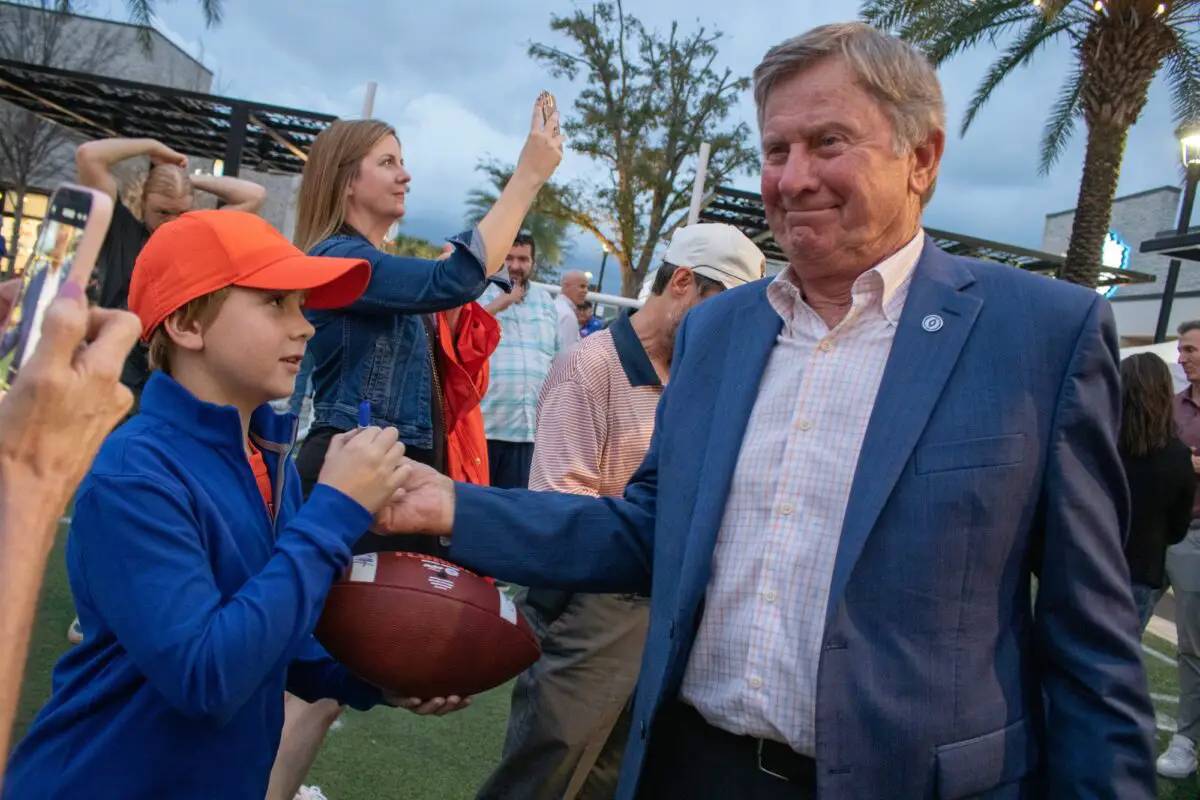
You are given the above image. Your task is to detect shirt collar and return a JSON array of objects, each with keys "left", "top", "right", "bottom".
[
  {"left": 769, "top": 229, "right": 925, "bottom": 326},
  {"left": 609, "top": 310, "right": 662, "bottom": 387},
  {"left": 140, "top": 372, "right": 296, "bottom": 453}
]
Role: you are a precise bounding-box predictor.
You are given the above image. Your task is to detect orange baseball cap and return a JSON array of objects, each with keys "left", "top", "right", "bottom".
[{"left": 129, "top": 210, "right": 371, "bottom": 340}]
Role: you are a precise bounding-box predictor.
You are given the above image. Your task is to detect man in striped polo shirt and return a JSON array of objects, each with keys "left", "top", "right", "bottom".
[{"left": 478, "top": 224, "right": 765, "bottom": 800}]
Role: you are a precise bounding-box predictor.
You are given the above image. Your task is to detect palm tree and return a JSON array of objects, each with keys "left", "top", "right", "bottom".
[
  {"left": 464, "top": 159, "right": 576, "bottom": 283},
  {"left": 861, "top": 0, "right": 1200, "bottom": 288},
  {"left": 56, "top": 0, "right": 223, "bottom": 47}
]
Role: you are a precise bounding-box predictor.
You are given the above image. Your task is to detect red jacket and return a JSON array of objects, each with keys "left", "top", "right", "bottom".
[{"left": 434, "top": 302, "right": 499, "bottom": 486}]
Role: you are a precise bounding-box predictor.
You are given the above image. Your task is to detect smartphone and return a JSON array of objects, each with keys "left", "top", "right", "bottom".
[
  {"left": 539, "top": 90, "right": 557, "bottom": 126},
  {"left": 0, "top": 183, "right": 113, "bottom": 394}
]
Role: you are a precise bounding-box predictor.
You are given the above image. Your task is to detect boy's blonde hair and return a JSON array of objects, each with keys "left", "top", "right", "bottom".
[{"left": 146, "top": 288, "right": 231, "bottom": 374}]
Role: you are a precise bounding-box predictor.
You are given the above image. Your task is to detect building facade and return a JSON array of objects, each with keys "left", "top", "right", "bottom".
[
  {"left": 1042, "top": 186, "right": 1195, "bottom": 345},
  {"left": 0, "top": 2, "right": 298, "bottom": 274}
]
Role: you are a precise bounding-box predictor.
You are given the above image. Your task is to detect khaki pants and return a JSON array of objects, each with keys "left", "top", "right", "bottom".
[
  {"left": 1167, "top": 520, "right": 1200, "bottom": 742},
  {"left": 477, "top": 590, "right": 650, "bottom": 800}
]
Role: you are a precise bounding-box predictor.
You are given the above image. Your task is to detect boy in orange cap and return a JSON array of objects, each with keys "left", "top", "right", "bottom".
[{"left": 3, "top": 211, "right": 416, "bottom": 799}]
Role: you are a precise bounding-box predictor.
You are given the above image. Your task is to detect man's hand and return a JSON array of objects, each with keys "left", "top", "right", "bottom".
[
  {"left": 317, "top": 427, "right": 410, "bottom": 515},
  {"left": 1191, "top": 452, "right": 1200, "bottom": 474},
  {"left": 384, "top": 693, "right": 472, "bottom": 716},
  {"left": 372, "top": 460, "right": 455, "bottom": 536},
  {"left": 486, "top": 282, "right": 526, "bottom": 316}
]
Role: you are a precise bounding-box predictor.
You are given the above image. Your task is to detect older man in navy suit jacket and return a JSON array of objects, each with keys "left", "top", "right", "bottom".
[{"left": 381, "top": 22, "right": 1155, "bottom": 800}]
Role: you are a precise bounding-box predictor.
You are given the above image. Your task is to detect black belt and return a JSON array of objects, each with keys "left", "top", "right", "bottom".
[{"left": 673, "top": 702, "right": 816, "bottom": 785}]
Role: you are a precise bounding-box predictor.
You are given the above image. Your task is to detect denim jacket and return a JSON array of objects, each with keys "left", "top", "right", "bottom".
[{"left": 305, "top": 228, "right": 501, "bottom": 448}]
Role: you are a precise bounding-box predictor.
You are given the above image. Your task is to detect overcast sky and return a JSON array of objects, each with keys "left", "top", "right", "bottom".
[{"left": 95, "top": 0, "right": 1185, "bottom": 291}]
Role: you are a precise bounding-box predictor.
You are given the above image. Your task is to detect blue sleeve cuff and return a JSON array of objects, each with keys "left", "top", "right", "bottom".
[
  {"left": 451, "top": 227, "right": 511, "bottom": 293},
  {"left": 294, "top": 484, "right": 375, "bottom": 554}
]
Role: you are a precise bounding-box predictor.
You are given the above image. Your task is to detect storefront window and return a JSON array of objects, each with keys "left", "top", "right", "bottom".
[{"left": 1, "top": 190, "right": 50, "bottom": 276}]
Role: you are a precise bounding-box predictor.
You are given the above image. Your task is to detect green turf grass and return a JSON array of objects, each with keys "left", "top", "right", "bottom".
[{"left": 11, "top": 528, "right": 1200, "bottom": 798}]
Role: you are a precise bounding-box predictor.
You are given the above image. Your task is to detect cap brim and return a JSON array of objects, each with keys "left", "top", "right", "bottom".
[{"left": 236, "top": 254, "right": 372, "bottom": 310}]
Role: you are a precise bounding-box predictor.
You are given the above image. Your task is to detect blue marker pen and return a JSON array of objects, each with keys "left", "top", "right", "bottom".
[{"left": 358, "top": 400, "right": 371, "bottom": 428}]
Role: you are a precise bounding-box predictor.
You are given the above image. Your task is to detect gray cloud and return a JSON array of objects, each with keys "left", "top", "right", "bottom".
[{"left": 138, "top": 0, "right": 1183, "bottom": 284}]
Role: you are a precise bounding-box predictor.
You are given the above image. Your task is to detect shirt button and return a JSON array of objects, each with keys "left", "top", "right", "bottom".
[
  {"left": 798, "top": 420, "right": 812, "bottom": 431},
  {"left": 763, "top": 589, "right": 778, "bottom": 603},
  {"left": 749, "top": 676, "right": 763, "bottom": 690},
  {"left": 819, "top": 339, "right": 833, "bottom": 352},
  {"left": 779, "top": 502, "right": 794, "bottom": 515}
]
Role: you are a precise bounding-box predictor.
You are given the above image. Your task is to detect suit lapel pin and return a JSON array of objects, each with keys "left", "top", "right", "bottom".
[{"left": 921, "top": 314, "right": 944, "bottom": 333}]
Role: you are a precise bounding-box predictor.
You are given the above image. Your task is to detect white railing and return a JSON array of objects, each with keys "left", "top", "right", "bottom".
[{"left": 532, "top": 281, "right": 644, "bottom": 310}]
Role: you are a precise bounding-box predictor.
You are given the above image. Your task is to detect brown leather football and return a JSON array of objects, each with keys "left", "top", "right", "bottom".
[{"left": 315, "top": 552, "right": 540, "bottom": 698}]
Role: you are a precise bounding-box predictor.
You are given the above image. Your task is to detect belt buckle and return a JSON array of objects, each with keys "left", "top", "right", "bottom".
[{"left": 756, "top": 738, "right": 791, "bottom": 782}]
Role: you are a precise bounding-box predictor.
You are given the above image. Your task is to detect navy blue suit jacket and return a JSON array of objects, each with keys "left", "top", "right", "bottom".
[{"left": 450, "top": 244, "right": 1156, "bottom": 799}]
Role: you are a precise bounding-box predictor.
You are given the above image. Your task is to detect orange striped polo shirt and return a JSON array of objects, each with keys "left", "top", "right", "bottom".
[{"left": 529, "top": 311, "right": 663, "bottom": 498}]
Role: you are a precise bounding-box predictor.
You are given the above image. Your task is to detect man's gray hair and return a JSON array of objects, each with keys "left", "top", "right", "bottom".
[{"left": 753, "top": 23, "right": 946, "bottom": 157}]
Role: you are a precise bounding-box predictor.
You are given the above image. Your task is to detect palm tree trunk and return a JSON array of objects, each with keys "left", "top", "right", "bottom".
[{"left": 1059, "top": 123, "right": 1130, "bottom": 289}]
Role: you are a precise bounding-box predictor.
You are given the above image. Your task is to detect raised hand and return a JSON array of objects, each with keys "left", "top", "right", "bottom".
[
  {"left": 0, "top": 285, "right": 140, "bottom": 519},
  {"left": 514, "top": 93, "right": 565, "bottom": 187},
  {"left": 371, "top": 459, "right": 455, "bottom": 536},
  {"left": 147, "top": 140, "right": 188, "bottom": 170},
  {"left": 317, "top": 427, "right": 410, "bottom": 514}
]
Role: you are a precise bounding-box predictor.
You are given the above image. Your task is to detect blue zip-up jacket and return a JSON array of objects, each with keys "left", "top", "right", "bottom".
[
  {"left": 305, "top": 227, "right": 506, "bottom": 447},
  {"left": 2, "top": 373, "right": 383, "bottom": 800}
]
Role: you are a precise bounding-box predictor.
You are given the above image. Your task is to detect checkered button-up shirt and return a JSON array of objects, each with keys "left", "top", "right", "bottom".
[
  {"left": 680, "top": 231, "right": 925, "bottom": 756},
  {"left": 479, "top": 283, "right": 563, "bottom": 443}
]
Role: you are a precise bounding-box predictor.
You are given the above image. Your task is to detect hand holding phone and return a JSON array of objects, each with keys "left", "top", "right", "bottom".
[
  {"left": 516, "top": 92, "right": 564, "bottom": 187},
  {"left": 0, "top": 183, "right": 113, "bottom": 395}
]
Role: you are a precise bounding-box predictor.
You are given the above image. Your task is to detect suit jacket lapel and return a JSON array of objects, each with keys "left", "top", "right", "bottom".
[
  {"left": 824, "top": 247, "right": 982, "bottom": 628},
  {"left": 684, "top": 288, "right": 782, "bottom": 580}
]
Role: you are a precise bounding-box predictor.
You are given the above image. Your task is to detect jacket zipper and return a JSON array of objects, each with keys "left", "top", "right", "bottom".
[{"left": 425, "top": 315, "right": 446, "bottom": 436}]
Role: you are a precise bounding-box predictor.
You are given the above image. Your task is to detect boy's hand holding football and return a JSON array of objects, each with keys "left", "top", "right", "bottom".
[{"left": 317, "top": 426, "right": 410, "bottom": 514}]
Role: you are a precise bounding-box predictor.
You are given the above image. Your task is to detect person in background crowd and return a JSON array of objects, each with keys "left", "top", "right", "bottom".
[
  {"left": 576, "top": 300, "right": 605, "bottom": 337},
  {"left": 76, "top": 137, "right": 267, "bottom": 411},
  {"left": 479, "top": 233, "right": 563, "bottom": 489},
  {"left": 555, "top": 269, "right": 588, "bottom": 349},
  {"left": 69, "top": 137, "right": 267, "bottom": 648},
  {"left": 375, "top": 23, "right": 1154, "bottom": 799},
  {"left": 1159, "top": 320, "right": 1200, "bottom": 779},
  {"left": 478, "top": 224, "right": 763, "bottom": 800},
  {"left": 269, "top": 101, "right": 562, "bottom": 800},
  {"left": 1118, "top": 353, "right": 1194, "bottom": 635},
  {"left": 0, "top": 232, "right": 7, "bottom": 267},
  {"left": 0, "top": 280, "right": 140, "bottom": 784}
]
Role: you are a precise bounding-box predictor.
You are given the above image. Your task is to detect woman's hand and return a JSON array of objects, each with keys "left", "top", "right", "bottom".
[
  {"left": 0, "top": 284, "right": 140, "bottom": 515},
  {"left": 513, "top": 94, "right": 565, "bottom": 188}
]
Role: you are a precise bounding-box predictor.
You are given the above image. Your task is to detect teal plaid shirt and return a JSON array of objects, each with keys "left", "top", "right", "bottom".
[{"left": 479, "top": 283, "right": 563, "bottom": 442}]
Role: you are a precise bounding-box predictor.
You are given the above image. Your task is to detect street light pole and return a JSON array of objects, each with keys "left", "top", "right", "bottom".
[
  {"left": 1154, "top": 123, "right": 1200, "bottom": 343},
  {"left": 596, "top": 246, "right": 610, "bottom": 294}
]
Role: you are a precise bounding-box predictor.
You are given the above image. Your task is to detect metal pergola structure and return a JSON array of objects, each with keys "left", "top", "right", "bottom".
[
  {"left": 0, "top": 58, "right": 337, "bottom": 177},
  {"left": 698, "top": 185, "right": 1156, "bottom": 289}
]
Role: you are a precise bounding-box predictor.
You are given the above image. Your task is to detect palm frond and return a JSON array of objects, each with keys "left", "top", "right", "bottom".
[
  {"left": 1038, "top": 63, "right": 1083, "bottom": 174},
  {"left": 960, "top": 15, "right": 1073, "bottom": 135},
  {"left": 198, "top": 0, "right": 223, "bottom": 26},
  {"left": 1164, "top": 31, "right": 1200, "bottom": 126}
]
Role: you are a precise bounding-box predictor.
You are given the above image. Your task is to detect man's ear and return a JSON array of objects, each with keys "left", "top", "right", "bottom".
[
  {"left": 909, "top": 128, "right": 945, "bottom": 202},
  {"left": 162, "top": 309, "right": 205, "bottom": 355},
  {"left": 670, "top": 267, "right": 696, "bottom": 297}
]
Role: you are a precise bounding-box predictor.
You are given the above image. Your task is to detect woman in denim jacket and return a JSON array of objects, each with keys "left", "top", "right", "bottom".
[{"left": 289, "top": 99, "right": 562, "bottom": 534}]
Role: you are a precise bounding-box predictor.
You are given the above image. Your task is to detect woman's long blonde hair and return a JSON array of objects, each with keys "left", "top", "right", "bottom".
[
  {"left": 293, "top": 119, "right": 397, "bottom": 253},
  {"left": 122, "top": 163, "right": 193, "bottom": 221}
]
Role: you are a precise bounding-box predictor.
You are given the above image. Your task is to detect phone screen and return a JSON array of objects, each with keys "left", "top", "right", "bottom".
[{"left": 0, "top": 187, "right": 94, "bottom": 393}]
